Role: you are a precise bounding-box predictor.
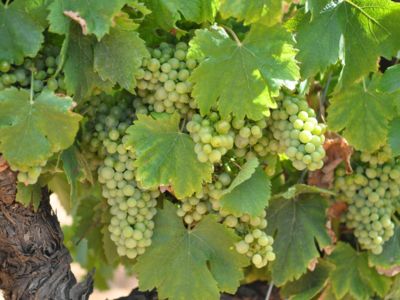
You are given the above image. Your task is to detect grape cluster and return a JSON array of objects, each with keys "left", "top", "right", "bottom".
[
  {"left": 0, "top": 45, "right": 65, "bottom": 93},
  {"left": 360, "top": 145, "right": 393, "bottom": 166},
  {"left": 204, "top": 171, "right": 275, "bottom": 268},
  {"left": 14, "top": 166, "right": 44, "bottom": 185},
  {"left": 267, "top": 96, "right": 326, "bottom": 171},
  {"left": 135, "top": 42, "right": 198, "bottom": 116},
  {"left": 231, "top": 117, "right": 268, "bottom": 159},
  {"left": 83, "top": 96, "right": 159, "bottom": 259},
  {"left": 187, "top": 113, "right": 235, "bottom": 164},
  {"left": 334, "top": 162, "right": 400, "bottom": 254},
  {"left": 99, "top": 150, "right": 159, "bottom": 259},
  {"left": 176, "top": 190, "right": 210, "bottom": 225}
]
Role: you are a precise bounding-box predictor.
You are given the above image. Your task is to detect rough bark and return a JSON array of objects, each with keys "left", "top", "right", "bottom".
[{"left": 0, "top": 158, "right": 93, "bottom": 300}]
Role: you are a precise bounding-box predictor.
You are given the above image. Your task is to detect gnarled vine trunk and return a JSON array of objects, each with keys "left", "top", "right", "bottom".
[{"left": 0, "top": 159, "right": 93, "bottom": 300}]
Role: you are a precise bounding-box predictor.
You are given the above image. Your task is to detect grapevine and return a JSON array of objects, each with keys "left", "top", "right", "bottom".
[{"left": 0, "top": 1, "right": 399, "bottom": 300}]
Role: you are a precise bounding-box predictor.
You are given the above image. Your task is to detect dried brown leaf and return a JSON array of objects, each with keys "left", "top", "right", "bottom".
[
  {"left": 64, "top": 11, "right": 88, "bottom": 35},
  {"left": 308, "top": 133, "right": 353, "bottom": 188}
]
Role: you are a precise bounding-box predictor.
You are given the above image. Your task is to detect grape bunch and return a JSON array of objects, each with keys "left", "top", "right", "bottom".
[
  {"left": 267, "top": 96, "right": 326, "bottom": 171},
  {"left": 187, "top": 113, "right": 235, "bottom": 164},
  {"left": 231, "top": 117, "right": 268, "bottom": 160},
  {"left": 360, "top": 145, "right": 393, "bottom": 166},
  {"left": 99, "top": 149, "right": 159, "bottom": 259},
  {"left": 204, "top": 171, "right": 276, "bottom": 268},
  {"left": 334, "top": 162, "right": 400, "bottom": 254},
  {"left": 176, "top": 190, "right": 210, "bottom": 225},
  {"left": 0, "top": 45, "right": 65, "bottom": 93},
  {"left": 135, "top": 42, "right": 198, "bottom": 116},
  {"left": 82, "top": 96, "right": 159, "bottom": 259}
]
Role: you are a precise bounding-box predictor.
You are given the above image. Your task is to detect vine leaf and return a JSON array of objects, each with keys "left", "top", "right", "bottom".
[
  {"left": 94, "top": 16, "right": 150, "bottom": 93},
  {"left": 294, "top": 0, "right": 400, "bottom": 83},
  {"left": 369, "top": 226, "right": 400, "bottom": 270},
  {"left": 219, "top": 0, "right": 282, "bottom": 25},
  {"left": 48, "top": 173, "right": 72, "bottom": 213},
  {"left": 327, "top": 83, "right": 395, "bottom": 152},
  {"left": 142, "top": 0, "right": 217, "bottom": 32},
  {"left": 328, "top": 243, "right": 392, "bottom": 299},
  {"left": 270, "top": 183, "right": 335, "bottom": 201},
  {"left": 379, "top": 65, "right": 400, "bottom": 94},
  {"left": 15, "top": 183, "right": 41, "bottom": 210},
  {"left": 125, "top": 113, "right": 213, "bottom": 199},
  {"left": 63, "top": 24, "right": 113, "bottom": 100},
  {"left": 48, "top": 0, "right": 129, "bottom": 39},
  {"left": 266, "top": 195, "right": 331, "bottom": 285},
  {"left": 280, "top": 259, "right": 333, "bottom": 300},
  {"left": 188, "top": 24, "right": 299, "bottom": 120},
  {"left": 388, "top": 118, "right": 400, "bottom": 157},
  {"left": 0, "top": 0, "right": 45, "bottom": 63},
  {"left": 220, "top": 159, "right": 271, "bottom": 217},
  {"left": 0, "top": 88, "right": 82, "bottom": 169},
  {"left": 134, "top": 202, "right": 249, "bottom": 300}
]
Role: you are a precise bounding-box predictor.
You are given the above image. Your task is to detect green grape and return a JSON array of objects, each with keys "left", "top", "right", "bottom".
[
  {"left": 334, "top": 161, "right": 400, "bottom": 254},
  {"left": 135, "top": 42, "right": 199, "bottom": 117},
  {"left": 266, "top": 95, "right": 326, "bottom": 171},
  {"left": 187, "top": 112, "right": 234, "bottom": 164}
]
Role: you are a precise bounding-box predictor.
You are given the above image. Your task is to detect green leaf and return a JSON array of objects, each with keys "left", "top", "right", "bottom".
[
  {"left": 60, "top": 146, "right": 91, "bottom": 211},
  {"left": 220, "top": 161, "right": 271, "bottom": 217},
  {"left": 328, "top": 243, "right": 391, "bottom": 299},
  {"left": 48, "top": 173, "right": 72, "bottom": 213},
  {"left": 142, "top": 0, "right": 217, "bottom": 32},
  {"left": 12, "top": 0, "right": 51, "bottom": 28},
  {"left": 63, "top": 24, "right": 113, "bottom": 100},
  {"left": 280, "top": 260, "right": 333, "bottom": 300},
  {"left": 0, "top": 88, "right": 82, "bottom": 169},
  {"left": 266, "top": 195, "right": 331, "bottom": 285},
  {"left": 327, "top": 83, "right": 395, "bottom": 152},
  {"left": 15, "top": 183, "right": 41, "bottom": 210},
  {"left": 125, "top": 113, "right": 212, "bottom": 199},
  {"left": 369, "top": 226, "right": 400, "bottom": 269},
  {"left": 271, "top": 183, "right": 336, "bottom": 201},
  {"left": 219, "top": 0, "right": 282, "bottom": 25},
  {"left": 135, "top": 202, "right": 249, "bottom": 300},
  {"left": 385, "top": 275, "right": 400, "bottom": 300},
  {"left": 379, "top": 65, "right": 400, "bottom": 94},
  {"left": 48, "top": 0, "right": 128, "bottom": 39},
  {"left": 389, "top": 118, "right": 400, "bottom": 157},
  {"left": 0, "top": 0, "right": 45, "bottom": 63},
  {"left": 295, "top": 0, "right": 400, "bottom": 83},
  {"left": 188, "top": 25, "right": 299, "bottom": 120},
  {"left": 94, "top": 16, "right": 150, "bottom": 93}
]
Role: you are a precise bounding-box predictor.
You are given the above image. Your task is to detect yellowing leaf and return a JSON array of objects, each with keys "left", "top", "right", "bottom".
[
  {"left": 329, "top": 243, "right": 391, "bottom": 299},
  {"left": 125, "top": 113, "right": 212, "bottom": 199},
  {"left": 219, "top": 0, "right": 282, "bottom": 25},
  {"left": 0, "top": 88, "right": 82, "bottom": 169},
  {"left": 188, "top": 25, "right": 299, "bottom": 120},
  {"left": 135, "top": 202, "right": 249, "bottom": 300},
  {"left": 266, "top": 195, "right": 331, "bottom": 285}
]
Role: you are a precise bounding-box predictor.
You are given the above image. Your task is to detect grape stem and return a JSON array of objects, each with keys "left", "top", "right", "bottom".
[
  {"left": 265, "top": 282, "right": 274, "bottom": 300},
  {"left": 30, "top": 71, "right": 34, "bottom": 104},
  {"left": 393, "top": 215, "right": 400, "bottom": 226},
  {"left": 222, "top": 25, "right": 242, "bottom": 46},
  {"left": 319, "top": 71, "right": 332, "bottom": 122},
  {"left": 4, "top": 0, "right": 10, "bottom": 7},
  {"left": 362, "top": 78, "right": 367, "bottom": 92}
]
